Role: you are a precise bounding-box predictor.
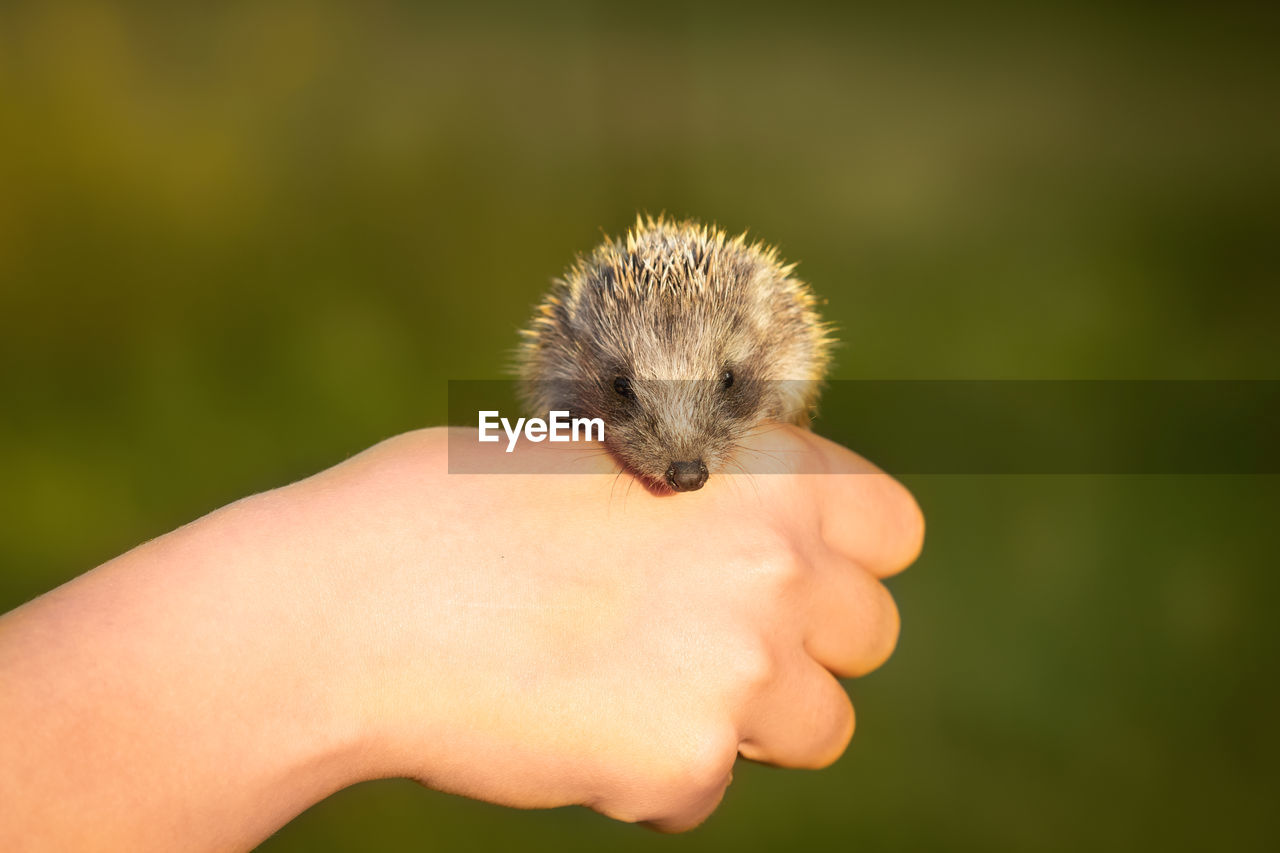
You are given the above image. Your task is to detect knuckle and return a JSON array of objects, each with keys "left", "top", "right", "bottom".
[
  {"left": 612, "top": 727, "right": 735, "bottom": 824},
  {"left": 752, "top": 542, "right": 808, "bottom": 588},
  {"left": 728, "top": 637, "right": 778, "bottom": 695},
  {"left": 588, "top": 722, "right": 742, "bottom": 824},
  {"left": 672, "top": 728, "right": 738, "bottom": 797},
  {"left": 722, "top": 527, "right": 810, "bottom": 594}
]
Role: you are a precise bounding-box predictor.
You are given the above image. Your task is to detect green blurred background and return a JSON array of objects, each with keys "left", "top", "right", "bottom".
[{"left": 2, "top": 1, "right": 1277, "bottom": 849}]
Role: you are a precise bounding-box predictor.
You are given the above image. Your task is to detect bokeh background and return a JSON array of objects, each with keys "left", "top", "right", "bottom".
[{"left": 2, "top": 1, "right": 1278, "bottom": 850}]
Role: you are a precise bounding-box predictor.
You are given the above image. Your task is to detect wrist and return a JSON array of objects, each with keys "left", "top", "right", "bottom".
[
  {"left": 217, "top": 483, "right": 396, "bottom": 793},
  {"left": 244, "top": 432, "right": 454, "bottom": 786}
]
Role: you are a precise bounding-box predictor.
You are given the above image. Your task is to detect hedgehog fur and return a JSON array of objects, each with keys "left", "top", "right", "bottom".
[{"left": 516, "top": 215, "right": 833, "bottom": 491}]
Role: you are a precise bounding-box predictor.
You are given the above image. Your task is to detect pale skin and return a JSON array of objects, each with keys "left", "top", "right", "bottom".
[{"left": 0, "top": 424, "right": 923, "bottom": 851}]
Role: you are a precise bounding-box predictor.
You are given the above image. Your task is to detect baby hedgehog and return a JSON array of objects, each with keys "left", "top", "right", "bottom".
[{"left": 517, "top": 216, "right": 833, "bottom": 492}]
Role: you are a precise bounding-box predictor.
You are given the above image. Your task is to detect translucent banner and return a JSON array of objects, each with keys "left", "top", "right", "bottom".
[{"left": 446, "top": 380, "right": 1279, "bottom": 475}]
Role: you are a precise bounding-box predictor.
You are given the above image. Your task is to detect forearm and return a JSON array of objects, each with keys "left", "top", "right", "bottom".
[{"left": 0, "top": 491, "right": 371, "bottom": 852}]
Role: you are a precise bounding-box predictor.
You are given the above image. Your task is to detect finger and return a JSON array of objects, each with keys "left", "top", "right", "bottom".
[
  {"left": 818, "top": 467, "right": 924, "bottom": 578},
  {"left": 804, "top": 554, "right": 901, "bottom": 678},
  {"left": 743, "top": 427, "right": 925, "bottom": 577},
  {"left": 737, "top": 650, "right": 856, "bottom": 770}
]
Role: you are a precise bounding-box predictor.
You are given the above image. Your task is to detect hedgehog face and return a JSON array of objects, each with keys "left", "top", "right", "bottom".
[
  {"left": 544, "top": 293, "right": 798, "bottom": 491},
  {"left": 602, "top": 371, "right": 760, "bottom": 492},
  {"left": 526, "top": 373, "right": 769, "bottom": 492},
  {"left": 517, "top": 216, "right": 832, "bottom": 493},
  {"left": 537, "top": 339, "right": 814, "bottom": 493}
]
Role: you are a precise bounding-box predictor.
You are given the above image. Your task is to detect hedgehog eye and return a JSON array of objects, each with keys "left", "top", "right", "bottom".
[
  {"left": 613, "top": 376, "right": 635, "bottom": 400},
  {"left": 719, "top": 370, "right": 734, "bottom": 391}
]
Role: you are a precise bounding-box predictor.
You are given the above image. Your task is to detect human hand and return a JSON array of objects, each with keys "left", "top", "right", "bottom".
[{"left": 295, "top": 424, "right": 924, "bottom": 831}]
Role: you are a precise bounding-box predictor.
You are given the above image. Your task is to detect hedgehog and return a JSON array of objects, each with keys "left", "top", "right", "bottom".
[{"left": 516, "top": 215, "right": 833, "bottom": 493}]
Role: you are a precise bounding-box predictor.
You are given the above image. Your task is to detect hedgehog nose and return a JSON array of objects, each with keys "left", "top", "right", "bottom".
[{"left": 666, "top": 460, "right": 709, "bottom": 492}]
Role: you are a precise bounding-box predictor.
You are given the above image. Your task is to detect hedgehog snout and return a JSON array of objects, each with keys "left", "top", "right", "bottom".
[{"left": 666, "top": 460, "right": 709, "bottom": 492}]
